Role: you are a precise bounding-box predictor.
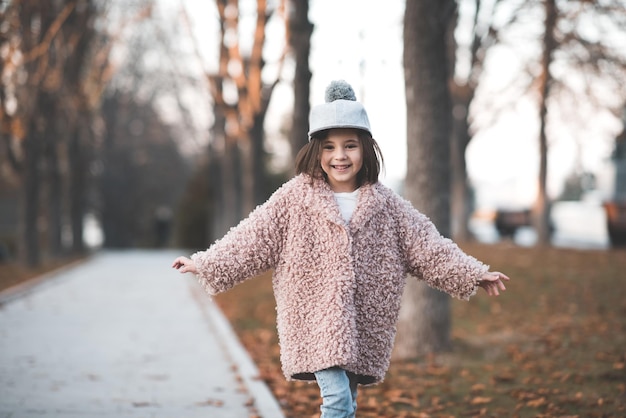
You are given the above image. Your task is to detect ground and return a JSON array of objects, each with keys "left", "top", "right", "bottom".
[{"left": 2, "top": 244, "right": 624, "bottom": 417}]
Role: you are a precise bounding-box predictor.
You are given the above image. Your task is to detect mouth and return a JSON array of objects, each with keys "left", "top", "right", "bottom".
[{"left": 331, "top": 164, "right": 351, "bottom": 171}]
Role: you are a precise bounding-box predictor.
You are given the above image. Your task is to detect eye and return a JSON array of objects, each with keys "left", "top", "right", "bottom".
[
  {"left": 346, "top": 143, "right": 359, "bottom": 149},
  {"left": 323, "top": 144, "right": 334, "bottom": 150}
]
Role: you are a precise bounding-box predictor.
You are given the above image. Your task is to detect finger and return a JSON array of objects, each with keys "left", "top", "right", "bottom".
[
  {"left": 487, "top": 272, "right": 502, "bottom": 282},
  {"left": 486, "top": 283, "right": 495, "bottom": 296},
  {"left": 495, "top": 272, "right": 510, "bottom": 281},
  {"left": 489, "top": 284, "right": 498, "bottom": 296},
  {"left": 492, "top": 282, "right": 501, "bottom": 296}
]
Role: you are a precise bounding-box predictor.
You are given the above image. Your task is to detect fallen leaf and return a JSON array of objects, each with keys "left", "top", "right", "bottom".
[
  {"left": 492, "top": 372, "right": 515, "bottom": 383},
  {"left": 196, "top": 398, "right": 224, "bottom": 407},
  {"left": 470, "top": 396, "right": 492, "bottom": 405},
  {"left": 471, "top": 383, "right": 486, "bottom": 392},
  {"left": 526, "top": 397, "right": 547, "bottom": 407}
]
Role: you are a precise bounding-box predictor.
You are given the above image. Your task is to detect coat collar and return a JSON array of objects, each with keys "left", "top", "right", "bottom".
[{"left": 299, "top": 174, "right": 386, "bottom": 230}]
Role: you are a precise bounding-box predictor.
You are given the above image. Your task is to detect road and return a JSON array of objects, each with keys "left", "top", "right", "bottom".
[{"left": 0, "top": 250, "right": 284, "bottom": 418}]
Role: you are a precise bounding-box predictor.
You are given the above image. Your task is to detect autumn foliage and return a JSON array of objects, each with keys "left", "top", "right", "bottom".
[{"left": 215, "top": 243, "right": 626, "bottom": 417}]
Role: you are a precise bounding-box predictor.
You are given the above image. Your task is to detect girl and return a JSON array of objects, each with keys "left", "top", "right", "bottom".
[{"left": 173, "top": 80, "right": 509, "bottom": 418}]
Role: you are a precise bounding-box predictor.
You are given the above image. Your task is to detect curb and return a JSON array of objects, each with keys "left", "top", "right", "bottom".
[
  {"left": 189, "top": 283, "right": 286, "bottom": 418},
  {"left": 0, "top": 256, "right": 91, "bottom": 305}
]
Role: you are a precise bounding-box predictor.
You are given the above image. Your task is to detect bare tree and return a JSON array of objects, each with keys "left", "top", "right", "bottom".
[
  {"left": 449, "top": 0, "right": 510, "bottom": 242},
  {"left": 12, "top": 1, "right": 74, "bottom": 266},
  {"left": 287, "top": 0, "right": 312, "bottom": 163},
  {"left": 466, "top": 0, "right": 626, "bottom": 245},
  {"left": 183, "top": 0, "right": 288, "bottom": 238},
  {"left": 533, "top": 0, "right": 558, "bottom": 245},
  {"left": 92, "top": 0, "right": 213, "bottom": 248},
  {"left": 394, "top": 0, "right": 457, "bottom": 358},
  {"left": 63, "top": 0, "right": 104, "bottom": 254},
  {"left": 0, "top": 0, "right": 156, "bottom": 264},
  {"left": 45, "top": 0, "right": 104, "bottom": 257},
  {"left": 535, "top": 0, "right": 626, "bottom": 244}
]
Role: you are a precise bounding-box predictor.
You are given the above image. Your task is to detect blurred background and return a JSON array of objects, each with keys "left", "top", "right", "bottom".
[{"left": 1, "top": 0, "right": 625, "bottom": 268}]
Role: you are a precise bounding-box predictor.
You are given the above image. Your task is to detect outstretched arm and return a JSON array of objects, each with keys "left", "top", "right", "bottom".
[
  {"left": 168, "top": 178, "right": 293, "bottom": 295},
  {"left": 478, "top": 271, "right": 510, "bottom": 296}
]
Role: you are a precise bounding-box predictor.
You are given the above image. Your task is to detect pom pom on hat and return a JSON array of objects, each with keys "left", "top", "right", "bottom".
[
  {"left": 325, "top": 80, "right": 357, "bottom": 102},
  {"left": 308, "top": 80, "right": 371, "bottom": 139}
]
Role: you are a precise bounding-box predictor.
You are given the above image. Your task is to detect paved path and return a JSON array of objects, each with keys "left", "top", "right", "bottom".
[{"left": 0, "top": 250, "right": 284, "bottom": 418}]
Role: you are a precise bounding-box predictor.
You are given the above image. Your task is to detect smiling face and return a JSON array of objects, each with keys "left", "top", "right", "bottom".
[{"left": 320, "top": 128, "right": 364, "bottom": 192}]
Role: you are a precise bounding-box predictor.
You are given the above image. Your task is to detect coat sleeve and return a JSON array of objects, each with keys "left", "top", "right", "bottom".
[
  {"left": 391, "top": 194, "right": 489, "bottom": 301},
  {"left": 190, "top": 184, "right": 289, "bottom": 295}
]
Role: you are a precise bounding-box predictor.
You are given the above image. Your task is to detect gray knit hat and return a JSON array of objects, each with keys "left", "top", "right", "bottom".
[{"left": 308, "top": 80, "right": 371, "bottom": 140}]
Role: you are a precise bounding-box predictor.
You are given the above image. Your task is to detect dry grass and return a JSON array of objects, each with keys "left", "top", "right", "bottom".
[{"left": 0, "top": 255, "right": 86, "bottom": 294}]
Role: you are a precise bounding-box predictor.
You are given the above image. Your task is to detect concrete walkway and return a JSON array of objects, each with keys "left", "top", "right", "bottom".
[{"left": 0, "top": 250, "right": 285, "bottom": 418}]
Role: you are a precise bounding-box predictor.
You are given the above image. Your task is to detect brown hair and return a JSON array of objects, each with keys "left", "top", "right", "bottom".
[{"left": 295, "top": 129, "right": 384, "bottom": 187}]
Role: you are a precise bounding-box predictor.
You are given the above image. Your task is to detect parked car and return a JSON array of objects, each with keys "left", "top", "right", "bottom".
[{"left": 603, "top": 201, "right": 626, "bottom": 247}]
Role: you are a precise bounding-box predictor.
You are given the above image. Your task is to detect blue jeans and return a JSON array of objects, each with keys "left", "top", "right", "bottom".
[{"left": 314, "top": 367, "right": 358, "bottom": 418}]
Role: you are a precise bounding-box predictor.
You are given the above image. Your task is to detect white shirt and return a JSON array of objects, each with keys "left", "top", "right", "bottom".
[{"left": 333, "top": 189, "right": 360, "bottom": 223}]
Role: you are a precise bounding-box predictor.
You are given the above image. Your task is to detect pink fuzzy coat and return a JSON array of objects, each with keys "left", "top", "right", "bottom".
[{"left": 192, "top": 174, "right": 488, "bottom": 384}]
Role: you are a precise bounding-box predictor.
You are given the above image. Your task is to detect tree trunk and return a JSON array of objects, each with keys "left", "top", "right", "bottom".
[
  {"left": 64, "top": 0, "right": 96, "bottom": 254},
  {"left": 20, "top": 112, "right": 44, "bottom": 267},
  {"left": 449, "top": 0, "right": 501, "bottom": 243},
  {"left": 450, "top": 88, "right": 474, "bottom": 242},
  {"left": 44, "top": 96, "right": 64, "bottom": 258},
  {"left": 394, "top": 0, "right": 456, "bottom": 359},
  {"left": 535, "top": 0, "right": 558, "bottom": 246},
  {"left": 288, "top": 0, "right": 312, "bottom": 162},
  {"left": 45, "top": 126, "right": 63, "bottom": 257},
  {"left": 16, "top": 2, "right": 55, "bottom": 267},
  {"left": 238, "top": 135, "right": 255, "bottom": 217},
  {"left": 209, "top": 111, "right": 240, "bottom": 240},
  {"left": 68, "top": 119, "right": 86, "bottom": 253},
  {"left": 252, "top": 110, "right": 267, "bottom": 205},
  {"left": 100, "top": 94, "right": 134, "bottom": 248},
  {"left": 207, "top": 141, "right": 220, "bottom": 243}
]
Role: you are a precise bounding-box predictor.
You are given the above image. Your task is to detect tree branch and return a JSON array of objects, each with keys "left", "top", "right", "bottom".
[{"left": 22, "top": 1, "right": 76, "bottom": 64}]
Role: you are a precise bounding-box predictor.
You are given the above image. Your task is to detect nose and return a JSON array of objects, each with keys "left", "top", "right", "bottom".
[{"left": 334, "top": 147, "right": 347, "bottom": 160}]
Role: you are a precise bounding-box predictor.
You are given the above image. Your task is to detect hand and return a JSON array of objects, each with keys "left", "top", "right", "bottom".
[
  {"left": 172, "top": 256, "right": 198, "bottom": 274},
  {"left": 478, "top": 271, "right": 510, "bottom": 296}
]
